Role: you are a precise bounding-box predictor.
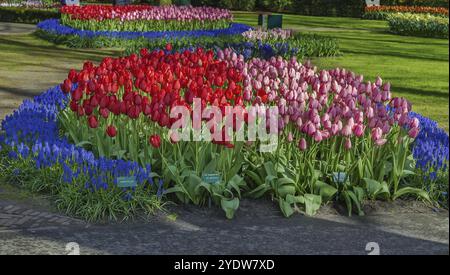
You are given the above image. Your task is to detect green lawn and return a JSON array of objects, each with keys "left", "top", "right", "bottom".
[
  {"left": 234, "top": 12, "right": 449, "bottom": 131},
  {"left": 0, "top": 13, "right": 448, "bottom": 131},
  {"left": 0, "top": 31, "right": 119, "bottom": 120}
]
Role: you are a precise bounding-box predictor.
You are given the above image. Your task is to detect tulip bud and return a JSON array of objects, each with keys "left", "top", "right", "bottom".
[
  {"left": 408, "top": 127, "right": 419, "bottom": 139},
  {"left": 298, "top": 138, "right": 307, "bottom": 151},
  {"left": 314, "top": 131, "right": 323, "bottom": 142},
  {"left": 371, "top": 127, "right": 383, "bottom": 141},
  {"left": 344, "top": 138, "right": 352, "bottom": 150},
  {"left": 106, "top": 125, "right": 117, "bottom": 137},
  {"left": 375, "top": 76, "right": 382, "bottom": 87},
  {"left": 353, "top": 124, "right": 365, "bottom": 137},
  {"left": 410, "top": 118, "right": 420, "bottom": 128},
  {"left": 149, "top": 134, "right": 161, "bottom": 148},
  {"left": 88, "top": 115, "right": 98, "bottom": 129},
  {"left": 287, "top": 132, "right": 294, "bottom": 142}
]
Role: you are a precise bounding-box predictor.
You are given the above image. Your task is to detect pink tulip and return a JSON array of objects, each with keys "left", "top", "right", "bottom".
[
  {"left": 287, "top": 132, "right": 294, "bottom": 142},
  {"left": 375, "top": 76, "right": 382, "bottom": 87},
  {"left": 410, "top": 118, "right": 420, "bottom": 128},
  {"left": 314, "top": 131, "right": 323, "bottom": 142},
  {"left": 299, "top": 138, "right": 307, "bottom": 151},
  {"left": 353, "top": 124, "right": 365, "bottom": 137},
  {"left": 344, "top": 138, "right": 352, "bottom": 150},
  {"left": 306, "top": 123, "right": 316, "bottom": 136},
  {"left": 408, "top": 127, "right": 419, "bottom": 139},
  {"left": 375, "top": 138, "right": 387, "bottom": 146},
  {"left": 371, "top": 127, "right": 383, "bottom": 141},
  {"left": 296, "top": 117, "right": 303, "bottom": 128},
  {"left": 341, "top": 125, "right": 352, "bottom": 137}
]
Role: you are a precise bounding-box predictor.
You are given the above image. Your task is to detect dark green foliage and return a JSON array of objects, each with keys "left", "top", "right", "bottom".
[
  {"left": 381, "top": 0, "right": 449, "bottom": 7},
  {"left": 0, "top": 7, "right": 60, "bottom": 24}
]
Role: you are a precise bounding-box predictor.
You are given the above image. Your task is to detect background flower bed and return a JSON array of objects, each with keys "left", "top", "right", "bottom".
[
  {"left": 35, "top": 19, "right": 340, "bottom": 60},
  {"left": 60, "top": 5, "right": 233, "bottom": 32},
  {"left": 190, "top": 0, "right": 449, "bottom": 17},
  {"left": 37, "top": 18, "right": 251, "bottom": 41},
  {"left": 363, "top": 5, "right": 449, "bottom": 20},
  {"left": 387, "top": 12, "right": 449, "bottom": 38}
]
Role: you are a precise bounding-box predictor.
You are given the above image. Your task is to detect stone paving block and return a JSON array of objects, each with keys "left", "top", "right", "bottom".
[
  {"left": 56, "top": 218, "right": 68, "bottom": 224},
  {"left": 0, "top": 213, "right": 18, "bottom": 219},
  {"left": 5, "top": 206, "right": 21, "bottom": 214},
  {"left": 3, "top": 219, "right": 17, "bottom": 227},
  {"left": 37, "top": 212, "right": 49, "bottom": 218},
  {"left": 3, "top": 205, "right": 14, "bottom": 211},
  {"left": 48, "top": 217, "right": 59, "bottom": 222},
  {"left": 21, "top": 209, "right": 34, "bottom": 216},
  {"left": 15, "top": 216, "right": 32, "bottom": 225}
]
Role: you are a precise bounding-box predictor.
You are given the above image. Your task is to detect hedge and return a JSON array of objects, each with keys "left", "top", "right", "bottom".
[
  {"left": 387, "top": 12, "right": 449, "bottom": 38},
  {"left": 380, "top": 0, "right": 449, "bottom": 7},
  {"left": 0, "top": 7, "right": 60, "bottom": 24},
  {"left": 191, "top": 0, "right": 365, "bottom": 17}
]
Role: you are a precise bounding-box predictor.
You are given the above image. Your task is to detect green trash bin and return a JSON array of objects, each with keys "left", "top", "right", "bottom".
[
  {"left": 173, "top": 0, "right": 191, "bottom": 5},
  {"left": 267, "top": 14, "right": 282, "bottom": 29},
  {"left": 258, "top": 12, "right": 270, "bottom": 29}
]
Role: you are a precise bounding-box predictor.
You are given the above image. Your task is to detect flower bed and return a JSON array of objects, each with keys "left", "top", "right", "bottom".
[
  {"left": 35, "top": 19, "right": 340, "bottom": 62},
  {"left": 60, "top": 5, "right": 233, "bottom": 32},
  {"left": 387, "top": 12, "right": 449, "bottom": 38},
  {"left": 0, "top": 85, "right": 163, "bottom": 221},
  {"left": 1, "top": 46, "right": 447, "bottom": 221},
  {"left": 36, "top": 18, "right": 251, "bottom": 43},
  {"left": 363, "top": 5, "right": 449, "bottom": 20}
]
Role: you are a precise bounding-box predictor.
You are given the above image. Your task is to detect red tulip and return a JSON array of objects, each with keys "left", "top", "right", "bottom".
[
  {"left": 88, "top": 115, "right": 99, "bottom": 128},
  {"left": 61, "top": 79, "right": 72, "bottom": 94},
  {"left": 149, "top": 134, "right": 161, "bottom": 148},
  {"left": 106, "top": 125, "right": 117, "bottom": 137},
  {"left": 165, "top": 43, "right": 172, "bottom": 51}
]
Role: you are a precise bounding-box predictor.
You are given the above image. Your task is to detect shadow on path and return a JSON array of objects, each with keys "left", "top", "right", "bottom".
[{"left": 0, "top": 199, "right": 448, "bottom": 255}]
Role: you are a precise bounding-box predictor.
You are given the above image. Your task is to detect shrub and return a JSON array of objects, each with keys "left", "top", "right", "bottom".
[
  {"left": 381, "top": 0, "right": 449, "bottom": 8},
  {"left": 290, "top": 0, "right": 365, "bottom": 18},
  {"left": 387, "top": 12, "right": 449, "bottom": 38}
]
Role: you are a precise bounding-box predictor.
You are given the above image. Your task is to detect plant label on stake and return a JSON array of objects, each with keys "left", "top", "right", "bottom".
[
  {"left": 202, "top": 173, "right": 221, "bottom": 184},
  {"left": 332, "top": 172, "right": 347, "bottom": 184},
  {"left": 202, "top": 173, "right": 221, "bottom": 208},
  {"left": 117, "top": 176, "right": 137, "bottom": 188}
]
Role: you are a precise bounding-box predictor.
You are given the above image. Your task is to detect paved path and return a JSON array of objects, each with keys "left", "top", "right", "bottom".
[
  {"left": 0, "top": 198, "right": 448, "bottom": 255},
  {"left": 0, "top": 22, "right": 35, "bottom": 35}
]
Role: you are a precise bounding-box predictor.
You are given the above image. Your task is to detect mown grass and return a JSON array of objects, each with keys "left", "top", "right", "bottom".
[{"left": 234, "top": 12, "right": 449, "bottom": 131}]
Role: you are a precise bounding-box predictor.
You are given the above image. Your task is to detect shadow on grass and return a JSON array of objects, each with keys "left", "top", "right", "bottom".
[
  {"left": 0, "top": 85, "right": 44, "bottom": 97},
  {"left": 0, "top": 35, "right": 120, "bottom": 62}
]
